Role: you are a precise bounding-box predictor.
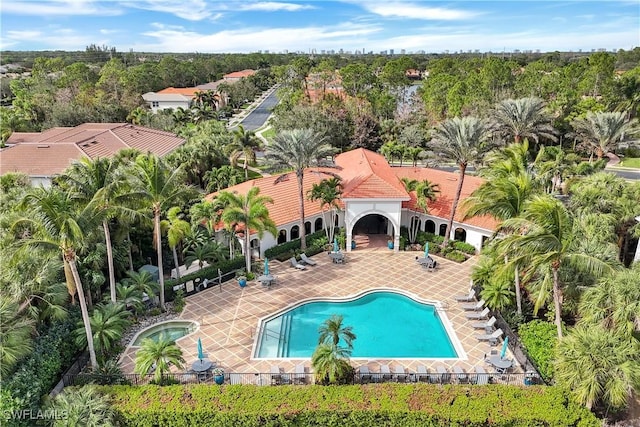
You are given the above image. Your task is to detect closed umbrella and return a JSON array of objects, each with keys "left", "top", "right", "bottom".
[
  {"left": 197, "top": 337, "right": 205, "bottom": 361},
  {"left": 424, "top": 242, "right": 429, "bottom": 258},
  {"left": 333, "top": 237, "right": 339, "bottom": 253},
  {"left": 264, "top": 257, "right": 269, "bottom": 276},
  {"left": 500, "top": 336, "right": 509, "bottom": 359}
]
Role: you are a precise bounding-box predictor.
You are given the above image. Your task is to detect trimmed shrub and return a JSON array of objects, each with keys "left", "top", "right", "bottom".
[
  {"left": 264, "top": 230, "right": 328, "bottom": 261},
  {"left": 453, "top": 241, "right": 476, "bottom": 255},
  {"left": 164, "top": 256, "right": 246, "bottom": 299},
  {"left": 100, "top": 383, "right": 599, "bottom": 427},
  {"left": 519, "top": 320, "right": 558, "bottom": 382},
  {"left": 444, "top": 250, "right": 467, "bottom": 263}
]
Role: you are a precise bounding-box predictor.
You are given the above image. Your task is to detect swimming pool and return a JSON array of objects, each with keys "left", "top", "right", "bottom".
[
  {"left": 131, "top": 320, "right": 198, "bottom": 346},
  {"left": 254, "top": 290, "right": 459, "bottom": 359}
]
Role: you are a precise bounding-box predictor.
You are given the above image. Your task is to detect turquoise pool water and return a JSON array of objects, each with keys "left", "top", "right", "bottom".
[
  {"left": 132, "top": 321, "right": 197, "bottom": 346},
  {"left": 256, "top": 291, "right": 457, "bottom": 358}
]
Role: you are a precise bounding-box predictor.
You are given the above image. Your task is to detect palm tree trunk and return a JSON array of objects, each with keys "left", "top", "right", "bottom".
[
  {"left": 244, "top": 159, "right": 249, "bottom": 180},
  {"left": 552, "top": 266, "right": 563, "bottom": 339},
  {"left": 154, "top": 212, "right": 166, "bottom": 311},
  {"left": 172, "top": 247, "right": 181, "bottom": 279},
  {"left": 297, "top": 173, "right": 307, "bottom": 251},
  {"left": 442, "top": 164, "right": 466, "bottom": 247},
  {"left": 514, "top": 264, "right": 522, "bottom": 316},
  {"left": 68, "top": 257, "right": 98, "bottom": 368},
  {"left": 245, "top": 227, "right": 252, "bottom": 274},
  {"left": 103, "top": 220, "right": 117, "bottom": 303},
  {"left": 127, "top": 231, "right": 134, "bottom": 272}
]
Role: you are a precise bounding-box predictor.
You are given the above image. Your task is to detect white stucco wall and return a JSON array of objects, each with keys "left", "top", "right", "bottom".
[
  {"left": 29, "top": 176, "right": 53, "bottom": 188},
  {"left": 146, "top": 100, "right": 191, "bottom": 113},
  {"left": 345, "top": 199, "right": 405, "bottom": 252}
]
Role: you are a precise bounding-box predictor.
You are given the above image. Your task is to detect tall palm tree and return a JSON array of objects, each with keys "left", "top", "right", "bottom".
[
  {"left": 134, "top": 335, "right": 185, "bottom": 384},
  {"left": 311, "top": 343, "right": 353, "bottom": 385},
  {"left": 229, "top": 125, "right": 261, "bottom": 179},
  {"left": 14, "top": 187, "right": 100, "bottom": 367},
  {"left": 491, "top": 97, "right": 557, "bottom": 145},
  {"left": 570, "top": 111, "right": 639, "bottom": 159},
  {"left": 217, "top": 187, "right": 277, "bottom": 274},
  {"left": 431, "top": 116, "right": 492, "bottom": 247},
  {"left": 0, "top": 297, "right": 34, "bottom": 378},
  {"left": 500, "top": 195, "right": 613, "bottom": 338},
  {"left": 317, "top": 315, "right": 356, "bottom": 349},
  {"left": 128, "top": 154, "right": 194, "bottom": 311},
  {"left": 401, "top": 178, "right": 440, "bottom": 244},
  {"left": 75, "top": 302, "right": 130, "bottom": 361},
  {"left": 266, "top": 128, "right": 336, "bottom": 251},
  {"left": 555, "top": 324, "right": 640, "bottom": 410},
  {"left": 307, "top": 177, "right": 342, "bottom": 245},
  {"left": 162, "top": 207, "right": 191, "bottom": 280},
  {"left": 59, "top": 156, "right": 136, "bottom": 303}
]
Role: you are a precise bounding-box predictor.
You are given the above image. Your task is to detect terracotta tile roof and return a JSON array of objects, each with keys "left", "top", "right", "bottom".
[
  {"left": 336, "top": 149, "right": 409, "bottom": 199},
  {"left": 223, "top": 69, "right": 256, "bottom": 80},
  {"left": 1, "top": 124, "right": 185, "bottom": 178},
  {"left": 393, "top": 167, "right": 498, "bottom": 231},
  {"left": 157, "top": 87, "right": 200, "bottom": 96}
]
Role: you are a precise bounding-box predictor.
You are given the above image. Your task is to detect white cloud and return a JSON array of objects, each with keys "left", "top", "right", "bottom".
[
  {"left": 4, "top": 27, "right": 109, "bottom": 50},
  {"left": 0, "top": 0, "right": 122, "bottom": 16},
  {"left": 124, "top": 0, "right": 212, "bottom": 21},
  {"left": 361, "top": 2, "right": 479, "bottom": 20},
  {"left": 237, "top": 2, "right": 315, "bottom": 12}
]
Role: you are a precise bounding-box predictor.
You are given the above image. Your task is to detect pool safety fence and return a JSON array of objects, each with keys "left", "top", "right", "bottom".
[{"left": 62, "top": 371, "right": 541, "bottom": 388}]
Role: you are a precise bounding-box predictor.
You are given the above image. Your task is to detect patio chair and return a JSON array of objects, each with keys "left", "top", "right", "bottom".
[
  {"left": 454, "top": 288, "right": 475, "bottom": 302},
  {"left": 300, "top": 253, "right": 317, "bottom": 266},
  {"left": 453, "top": 366, "right": 469, "bottom": 384},
  {"left": 416, "top": 365, "right": 429, "bottom": 382},
  {"left": 289, "top": 257, "right": 306, "bottom": 270},
  {"left": 465, "top": 307, "right": 490, "bottom": 320},
  {"left": 471, "top": 316, "right": 497, "bottom": 331},
  {"left": 461, "top": 299, "right": 485, "bottom": 311},
  {"left": 380, "top": 364, "right": 392, "bottom": 381},
  {"left": 270, "top": 365, "right": 283, "bottom": 385},
  {"left": 475, "top": 328, "right": 504, "bottom": 346},
  {"left": 294, "top": 364, "right": 307, "bottom": 384},
  {"left": 358, "top": 365, "right": 372, "bottom": 383},
  {"left": 394, "top": 365, "right": 408, "bottom": 382},
  {"left": 435, "top": 365, "right": 450, "bottom": 383},
  {"left": 473, "top": 365, "right": 490, "bottom": 385}
]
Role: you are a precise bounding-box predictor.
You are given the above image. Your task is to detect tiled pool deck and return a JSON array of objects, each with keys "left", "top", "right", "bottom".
[{"left": 119, "top": 249, "right": 518, "bottom": 376}]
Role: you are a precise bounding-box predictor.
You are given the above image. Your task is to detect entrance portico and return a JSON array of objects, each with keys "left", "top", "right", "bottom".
[{"left": 345, "top": 199, "right": 405, "bottom": 252}]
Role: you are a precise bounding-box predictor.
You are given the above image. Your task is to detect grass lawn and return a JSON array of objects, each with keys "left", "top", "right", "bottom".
[
  {"left": 619, "top": 157, "right": 640, "bottom": 168},
  {"left": 261, "top": 127, "right": 276, "bottom": 141}
]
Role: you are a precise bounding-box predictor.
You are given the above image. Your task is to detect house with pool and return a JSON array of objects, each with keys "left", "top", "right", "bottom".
[{"left": 208, "top": 148, "right": 497, "bottom": 259}]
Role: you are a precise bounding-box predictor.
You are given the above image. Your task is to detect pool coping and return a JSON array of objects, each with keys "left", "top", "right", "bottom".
[
  {"left": 251, "top": 287, "right": 467, "bottom": 362},
  {"left": 126, "top": 319, "right": 201, "bottom": 349}
]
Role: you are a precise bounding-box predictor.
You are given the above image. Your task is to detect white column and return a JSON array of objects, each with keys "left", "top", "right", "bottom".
[
  {"left": 394, "top": 233, "right": 400, "bottom": 253},
  {"left": 346, "top": 230, "right": 353, "bottom": 253},
  {"left": 634, "top": 216, "right": 640, "bottom": 263}
]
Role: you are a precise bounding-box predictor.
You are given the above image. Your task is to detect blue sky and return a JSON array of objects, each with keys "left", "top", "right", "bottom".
[{"left": 1, "top": 1, "right": 638, "bottom": 53}]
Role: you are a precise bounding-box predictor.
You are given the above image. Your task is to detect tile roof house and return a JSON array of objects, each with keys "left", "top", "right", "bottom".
[
  {"left": 208, "top": 148, "right": 496, "bottom": 259},
  {"left": 0, "top": 123, "right": 185, "bottom": 187},
  {"left": 223, "top": 69, "right": 256, "bottom": 81}
]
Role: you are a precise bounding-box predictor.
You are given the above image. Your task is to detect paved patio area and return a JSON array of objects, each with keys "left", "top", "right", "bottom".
[{"left": 119, "top": 248, "right": 518, "bottom": 377}]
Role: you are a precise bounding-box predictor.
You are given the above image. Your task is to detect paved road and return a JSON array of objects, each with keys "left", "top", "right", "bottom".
[
  {"left": 431, "top": 165, "right": 639, "bottom": 181},
  {"left": 238, "top": 89, "right": 279, "bottom": 131}
]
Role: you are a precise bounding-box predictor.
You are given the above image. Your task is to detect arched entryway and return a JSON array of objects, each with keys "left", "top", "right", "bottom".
[
  {"left": 314, "top": 218, "right": 323, "bottom": 232},
  {"left": 348, "top": 213, "right": 398, "bottom": 251},
  {"left": 277, "top": 229, "right": 287, "bottom": 244}
]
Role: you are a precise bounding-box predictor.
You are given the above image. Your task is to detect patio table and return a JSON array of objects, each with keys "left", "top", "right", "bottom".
[
  {"left": 192, "top": 359, "right": 214, "bottom": 372},
  {"left": 257, "top": 274, "right": 275, "bottom": 287},
  {"left": 487, "top": 355, "right": 512, "bottom": 371}
]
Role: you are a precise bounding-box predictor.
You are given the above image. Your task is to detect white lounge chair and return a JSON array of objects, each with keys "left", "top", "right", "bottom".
[
  {"left": 473, "top": 365, "right": 489, "bottom": 385},
  {"left": 471, "top": 316, "right": 497, "bottom": 331},
  {"left": 294, "top": 364, "right": 306, "bottom": 384},
  {"left": 435, "top": 365, "right": 450, "bottom": 383},
  {"left": 454, "top": 289, "right": 475, "bottom": 302},
  {"left": 380, "top": 364, "right": 392, "bottom": 381},
  {"left": 453, "top": 366, "right": 469, "bottom": 383},
  {"left": 300, "top": 253, "right": 317, "bottom": 266},
  {"left": 358, "top": 365, "right": 372, "bottom": 383},
  {"left": 394, "top": 365, "right": 408, "bottom": 382},
  {"left": 461, "top": 299, "right": 485, "bottom": 311},
  {"left": 270, "top": 365, "right": 283, "bottom": 385},
  {"left": 475, "top": 328, "right": 504, "bottom": 345},
  {"left": 465, "top": 307, "right": 490, "bottom": 320},
  {"left": 289, "top": 257, "right": 306, "bottom": 270},
  {"left": 416, "top": 365, "right": 429, "bottom": 382}
]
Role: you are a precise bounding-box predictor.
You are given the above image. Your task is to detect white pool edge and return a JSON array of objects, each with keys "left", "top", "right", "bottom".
[
  {"left": 250, "top": 287, "right": 467, "bottom": 362},
  {"left": 126, "top": 319, "right": 201, "bottom": 349}
]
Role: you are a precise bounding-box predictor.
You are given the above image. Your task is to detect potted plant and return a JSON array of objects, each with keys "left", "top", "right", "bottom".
[
  {"left": 212, "top": 367, "right": 225, "bottom": 385},
  {"left": 387, "top": 236, "right": 394, "bottom": 249},
  {"left": 236, "top": 271, "right": 247, "bottom": 288}
]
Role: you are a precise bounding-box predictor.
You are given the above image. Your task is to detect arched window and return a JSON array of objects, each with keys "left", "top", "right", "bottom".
[
  {"left": 481, "top": 235, "right": 489, "bottom": 248},
  {"left": 277, "top": 229, "right": 287, "bottom": 244},
  {"left": 291, "top": 225, "right": 300, "bottom": 240},
  {"left": 438, "top": 224, "right": 448, "bottom": 237},
  {"left": 305, "top": 221, "right": 312, "bottom": 235},
  {"left": 454, "top": 227, "right": 467, "bottom": 242},
  {"left": 314, "top": 218, "right": 323, "bottom": 232},
  {"left": 425, "top": 220, "right": 436, "bottom": 234},
  {"left": 334, "top": 215, "right": 339, "bottom": 227}
]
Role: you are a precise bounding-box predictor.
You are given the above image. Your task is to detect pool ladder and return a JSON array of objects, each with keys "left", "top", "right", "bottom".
[{"left": 277, "top": 314, "right": 292, "bottom": 358}]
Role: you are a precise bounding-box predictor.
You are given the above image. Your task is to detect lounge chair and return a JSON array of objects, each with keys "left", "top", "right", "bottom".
[
  {"left": 416, "top": 365, "right": 429, "bottom": 382},
  {"left": 475, "top": 328, "right": 504, "bottom": 345},
  {"left": 454, "top": 289, "right": 475, "bottom": 302},
  {"left": 461, "top": 299, "right": 485, "bottom": 311},
  {"left": 380, "top": 364, "right": 392, "bottom": 381},
  {"left": 473, "top": 365, "right": 489, "bottom": 385},
  {"left": 358, "top": 365, "right": 372, "bottom": 383},
  {"left": 471, "top": 316, "right": 497, "bottom": 331},
  {"left": 394, "top": 365, "right": 408, "bottom": 382},
  {"left": 453, "top": 366, "right": 469, "bottom": 383},
  {"left": 289, "top": 257, "right": 306, "bottom": 270},
  {"left": 294, "top": 364, "right": 306, "bottom": 384},
  {"left": 270, "top": 365, "right": 283, "bottom": 385},
  {"left": 435, "top": 365, "right": 450, "bottom": 383},
  {"left": 300, "top": 253, "right": 317, "bottom": 266},
  {"left": 465, "top": 307, "right": 490, "bottom": 320}
]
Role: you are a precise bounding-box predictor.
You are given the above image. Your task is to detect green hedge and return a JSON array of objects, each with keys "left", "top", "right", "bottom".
[
  {"left": 100, "top": 384, "right": 598, "bottom": 427},
  {"left": 519, "top": 320, "right": 558, "bottom": 383},
  {"left": 264, "top": 230, "right": 328, "bottom": 261},
  {"left": 453, "top": 241, "right": 477, "bottom": 254},
  {"left": 164, "top": 257, "right": 246, "bottom": 299}
]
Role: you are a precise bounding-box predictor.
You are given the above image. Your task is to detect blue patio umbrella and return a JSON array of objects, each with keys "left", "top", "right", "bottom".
[
  {"left": 197, "top": 337, "right": 205, "bottom": 361},
  {"left": 424, "top": 242, "right": 429, "bottom": 258},
  {"left": 264, "top": 257, "right": 270, "bottom": 276},
  {"left": 333, "top": 237, "right": 339, "bottom": 253},
  {"left": 500, "top": 336, "right": 509, "bottom": 359}
]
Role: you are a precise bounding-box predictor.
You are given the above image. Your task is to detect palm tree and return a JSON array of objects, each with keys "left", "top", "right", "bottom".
[
  {"left": 59, "top": 156, "right": 136, "bottom": 303},
  {"left": 311, "top": 343, "right": 353, "bottom": 385},
  {"left": 0, "top": 297, "right": 34, "bottom": 378},
  {"left": 401, "top": 178, "right": 440, "bottom": 244},
  {"left": 228, "top": 125, "right": 261, "bottom": 179},
  {"left": 184, "top": 241, "right": 227, "bottom": 269},
  {"left": 134, "top": 335, "right": 185, "bottom": 384},
  {"left": 480, "top": 280, "right": 515, "bottom": 310},
  {"left": 431, "top": 116, "right": 492, "bottom": 247},
  {"left": 162, "top": 207, "right": 190, "bottom": 280},
  {"left": 317, "top": 315, "right": 356, "bottom": 349},
  {"left": 570, "top": 111, "right": 639, "bottom": 159},
  {"left": 46, "top": 385, "right": 117, "bottom": 427},
  {"left": 114, "top": 283, "right": 143, "bottom": 312},
  {"left": 75, "top": 302, "right": 130, "bottom": 361},
  {"left": 123, "top": 270, "right": 157, "bottom": 302},
  {"left": 265, "top": 128, "right": 336, "bottom": 251},
  {"left": 217, "top": 187, "right": 277, "bottom": 274},
  {"left": 555, "top": 324, "right": 640, "bottom": 410},
  {"left": 500, "top": 195, "right": 613, "bottom": 338},
  {"left": 307, "top": 177, "right": 342, "bottom": 245},
  {"left": 14, "top": 187, "right": 100, "bottom": 367},
  {"left": 128, "top": 154, "right": 194, "bottom": 311},
  {"left": 491, "top": 97, "right": 557, "bottom": 145}
]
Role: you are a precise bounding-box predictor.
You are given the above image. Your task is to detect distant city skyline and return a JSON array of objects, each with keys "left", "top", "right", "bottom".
[{"left": 1, "top": 1, "right": 638, "bottom": 54}]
